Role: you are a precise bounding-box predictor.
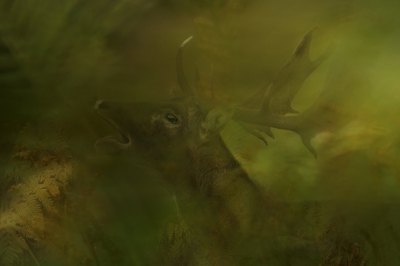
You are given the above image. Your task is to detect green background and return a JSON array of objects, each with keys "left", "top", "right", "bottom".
[{"left": 0, "top": 0, "right": 400, "bottom": 265}]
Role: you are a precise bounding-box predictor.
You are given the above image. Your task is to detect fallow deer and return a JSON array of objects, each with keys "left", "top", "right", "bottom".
[{"left": 94, "top": 29, "right": 336, "bottom": 265}]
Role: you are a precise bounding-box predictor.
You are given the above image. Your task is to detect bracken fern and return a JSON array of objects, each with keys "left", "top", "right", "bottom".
[{"left": 0, "top": 122, "right": 72, "bottom": 266}]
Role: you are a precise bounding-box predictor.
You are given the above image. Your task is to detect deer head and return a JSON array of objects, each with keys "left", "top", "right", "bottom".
[
  {"left": 94, "top": 29, "right": 335, "bottom": 169},
  {"left": 94, "top": 95, "right": 234, "bottom": 166},
  {"left": 94, "top": 30, "right": 338, "bottom": 264}
]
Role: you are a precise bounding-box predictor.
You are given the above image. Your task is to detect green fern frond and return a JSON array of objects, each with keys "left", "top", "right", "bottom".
[
  {"left": 0, "top": 121, "right": 73, "bottom": 265},
  {"left": 45, "top": 183, "right": 61, "bottom": 198},
  {"left": 35, "top": 187, "right": 54, "bottom": 211},
  {"left": 14, "top": 197, "right": 41, "bottom": 221},
  {"left": 0, "top": 227, "right": 26, "bottom": 266}
]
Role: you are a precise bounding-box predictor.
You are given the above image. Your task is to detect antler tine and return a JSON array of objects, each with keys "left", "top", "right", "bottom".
[
  {"left": 237, "top": 121, "right": 275, "bottom": 145},
  {"left": 234, "top": 29, "right": 336, "bottom": 158},
  {"left": 176, "top": 36, "right": 194, "bottom": 97},
  {"left": 239, "top": 28, "right": 335, "bottom": 114}
]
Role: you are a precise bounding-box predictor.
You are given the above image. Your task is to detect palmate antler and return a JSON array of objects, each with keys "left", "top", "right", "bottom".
[{"left": 177, "top": 29, "right": 336, "bottom": 158}]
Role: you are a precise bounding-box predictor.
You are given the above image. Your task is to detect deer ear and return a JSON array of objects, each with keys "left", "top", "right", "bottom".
[{"left": 200, "top": 106, "right": 234, "bottom": 140}]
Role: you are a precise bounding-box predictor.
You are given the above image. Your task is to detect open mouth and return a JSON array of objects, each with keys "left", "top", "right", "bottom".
[
  {"left": 100, "top": 117, "right": 130, "bottom": 144},
  {"left": 94, "top": 101, "right": 131, "bottom": 154},
  {"left": 94, "top": 100, "right": 130, "bottom": 144},
  {"left": 94, "top": 117, "right": 131, "bottom": 154}
]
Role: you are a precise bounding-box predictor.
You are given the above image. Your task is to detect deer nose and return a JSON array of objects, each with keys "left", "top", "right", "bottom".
[{"left": 94, "top": 100, "right": 109, "bottom": 111}]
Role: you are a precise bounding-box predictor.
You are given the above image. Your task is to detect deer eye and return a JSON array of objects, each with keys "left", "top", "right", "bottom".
[{"left": 165, "top": 113, "right": 179, "bottom": 124}]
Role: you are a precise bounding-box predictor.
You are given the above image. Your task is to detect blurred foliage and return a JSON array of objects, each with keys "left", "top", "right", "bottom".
[
  {"left": 0, "top": 122, "right": 71, "bottom": 265},
  {"left": 0, "top": 0, "right": 400, "bottom": 265}
]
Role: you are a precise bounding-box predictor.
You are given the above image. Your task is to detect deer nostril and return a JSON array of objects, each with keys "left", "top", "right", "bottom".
[{"left": 94, "top": 100, "right": 109, "bottom": 111}]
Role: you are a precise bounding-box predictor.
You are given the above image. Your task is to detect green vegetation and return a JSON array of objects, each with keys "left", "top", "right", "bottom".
[{"left": 0, "top": 0, "right": 400, "bottom": 265}]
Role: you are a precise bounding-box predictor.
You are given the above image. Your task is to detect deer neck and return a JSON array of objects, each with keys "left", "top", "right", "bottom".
[
  {"left": 189, "top": 135, "right": 253, "bottom": 195},
  {"left": 160, "top": 135, "right": 261, "bottom": 233}
]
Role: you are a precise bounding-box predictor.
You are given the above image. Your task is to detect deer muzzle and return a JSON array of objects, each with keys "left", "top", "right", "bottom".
[{"left": 94, "top": 100, "right": 131, "bottom": 154}]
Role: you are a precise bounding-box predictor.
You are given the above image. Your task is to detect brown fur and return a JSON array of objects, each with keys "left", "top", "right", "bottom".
[{"left": 94, "top": 97, "right": 288, "bottom": 264}]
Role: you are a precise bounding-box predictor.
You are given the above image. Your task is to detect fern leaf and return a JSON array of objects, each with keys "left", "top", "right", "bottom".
[
  {"left": 13, "top": 199, "right": 40, "bottom": 225},
  {"left": 35, "top": 187, "right": 54, "bottom": 211},
  {"left": 42, "top": 175, "right": 60, "bottom": 197},
  {"left": 0, "top": 227, "right": 25, "bottom": 266}
]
